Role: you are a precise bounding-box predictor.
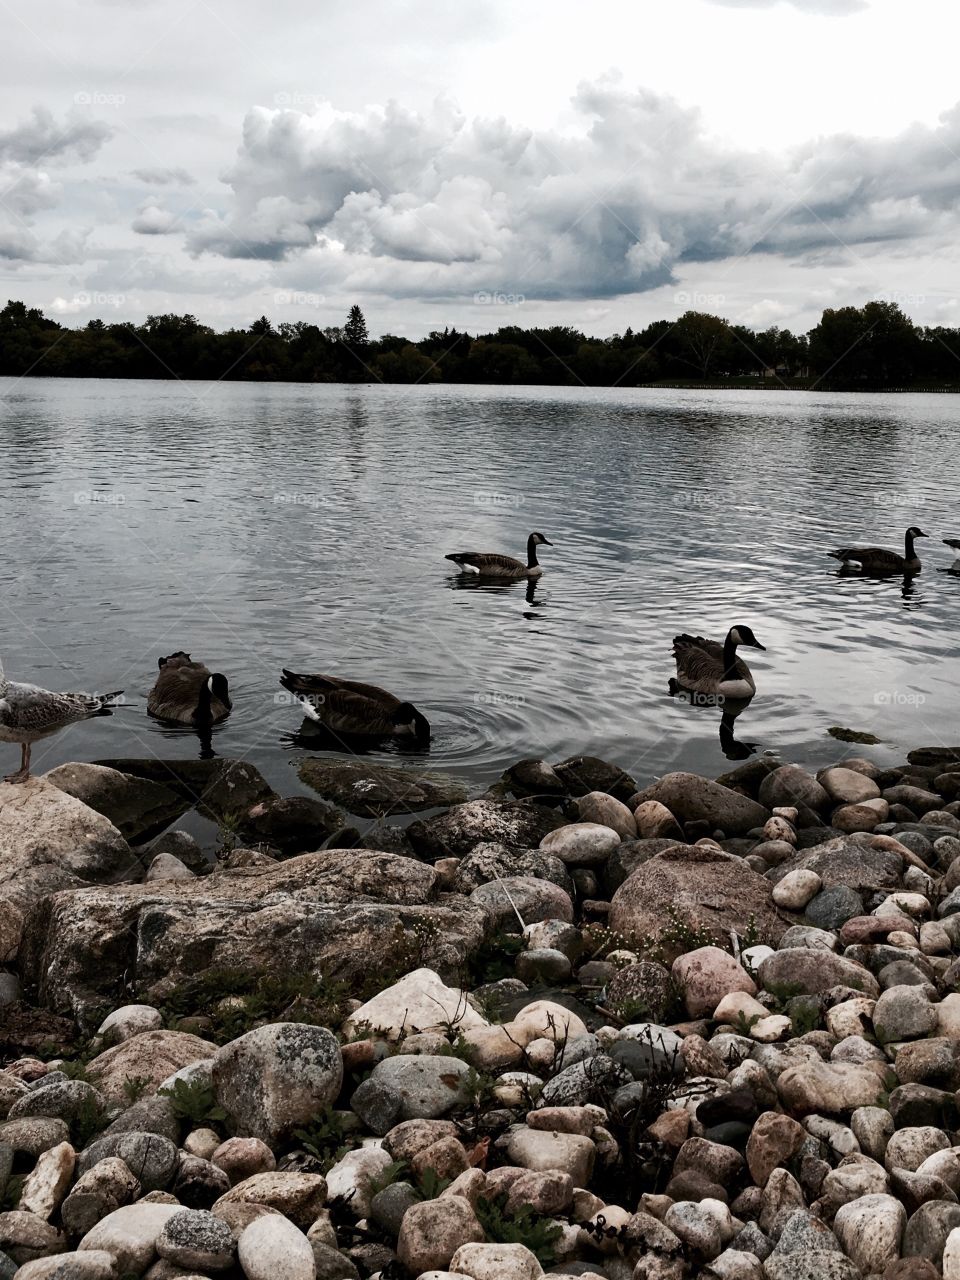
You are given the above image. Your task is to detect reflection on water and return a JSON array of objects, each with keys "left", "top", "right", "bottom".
[{"left": 0, "top": 378, "right": 958, "bottom": 802}]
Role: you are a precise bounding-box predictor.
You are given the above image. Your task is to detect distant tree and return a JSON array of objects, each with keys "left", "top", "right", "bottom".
[
  {"left": 673, "top": 311, "right": 734, "bottom": 377},
  {"left": 250, "top": 315, "right": 273, "bottom": 335},
  {"left": 343, "top": 305, "right": 369, "bottom": 346}
]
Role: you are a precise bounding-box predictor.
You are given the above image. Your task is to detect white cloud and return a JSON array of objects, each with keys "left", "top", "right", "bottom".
[
  {"left": 707, "top": 0, "right": 866, "bottom": 11},
  {"left": 185, "top": 80, "right": 960, "bottom": 310},
  {"left": 132, "top": 204, "right": 179, "bottom": 235},
  {"left": 131, "top": 166, "right": 196, "bottom": 186}
]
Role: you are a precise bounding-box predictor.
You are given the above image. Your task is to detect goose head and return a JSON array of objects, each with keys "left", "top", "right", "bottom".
[
  {"left": 207, "top": 673, "right": 232, "bottom": 709},
  {"left": 159, "top": 651, "right": 192, "bottom": 669},
  {"left": 728, "top": 625, "right": 766, "bottom": 651},
  {"left": 394, "top": 701, "right": 431, "bottom": 745},
  {"left": 907, "top": 526, "right": 929, "bottom": 540},
  {"left": 530, "top": 532, "right": 553, "bottom": 546}
]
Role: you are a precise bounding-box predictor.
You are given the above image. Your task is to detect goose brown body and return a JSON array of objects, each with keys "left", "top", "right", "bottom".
[
  {"left": 445, "top": 532, "right": 552, "bottom": 579},
  {"left": 279, "top": 669, "right": 430, "bottom": 743},
  {"left": 670, "top": 625, "right": 766, "bottom": 701},
  {"left": 147, "top": 652, "right": 231, "bottom": 725},
  {"left": 829, "top": 526, "right": 928, "bottom": 574}
]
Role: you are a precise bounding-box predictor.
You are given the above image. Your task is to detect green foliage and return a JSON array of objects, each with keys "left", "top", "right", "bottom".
[
  {"left": 416, "top": 1167, "right": 452, "bottom": 1200},
  {"left": 581, "top": 923, "right": 632, "bottom": 963},
  {"left": 70, "top": 1094, "right": 106, "bottom": 1149},
  {"left": 475, "top": 1193, "right": 562, "bottom": 1266},
  {"left": 647, "top": 906, "right": 720, "bottom": 963},
  {"left": 466, "top": 929, "right": 524, "bottom": 987},
  {"left": 56, "top": 1056, "right": 93, "bottom": 1081},
  {"left": 161, "top": 967, "right": 351, "bottom": 1042},
  {"left": 292, "top": 1107, "right": 353, "bottom": 1173},
  {"left": 123, "top": 1074, "right": 149, "bottom": 1104},
  {"left": 159, "top": 1077, "right": 227, "bottom": 1127},
  {"left": 369, "top": 1160, "right": 409, "bottom": 1195}
]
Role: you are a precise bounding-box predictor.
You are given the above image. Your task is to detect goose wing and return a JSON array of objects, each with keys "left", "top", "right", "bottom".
[
  {"left": 147, "top": 661, "right": 210, "bottom": 718},
  {"left": 1, "top": 681, "right": 121, "bottom": 735},
  {"left": 445, "top": 551, "right": 524, "bottom": 573},
  {"left": 672, "top": 634, "right": 752, "bottom": 695},
  {"left": 280, "top": 670, "right": 400, "bottom": 732},
  {"left": 829, "top": 545, "right": 905, "bottom": 571}
]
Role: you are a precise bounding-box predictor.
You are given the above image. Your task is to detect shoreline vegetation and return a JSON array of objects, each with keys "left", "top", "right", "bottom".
[
  {"left": 3, "top": 743, "right": 960, "bottom": 1275},
  {"left": 3, "top": 297, "right": 960, "bottom": 391}
]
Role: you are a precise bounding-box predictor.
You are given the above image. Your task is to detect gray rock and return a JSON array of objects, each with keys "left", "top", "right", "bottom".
[
  {"left": 45, "top": 761, "right": 188, "bottom": 842},
  {"left": 213, "top": 1023, "right": 343, "bottom": 1145},
  {"left": 77, "top": 1131, "right": 179, "bottom": 1191},
  {"left": 759, "top": 949, "right": 879, "bottom": 999},
  {"left": 7, "top": 1080, "right": 104, "bottom": 1127},
  {"left": 901, "top": 1199, "right": 960, "bottom": 1266},
  {"left": 0, "top": 1118, "right": 69, "bottom": 1160},
  {"left": 452, "top": 842, "right": 573, "bottom": 894},
  {"left": 298, "top": 757, "right": 469, "bottom": 816},
  {"left": 470, "top": 876, "right": 574, "bottom": 930},
  {"left": 537, "top": 1055, "right": 631, "bottom": 1108},
  {"left": 156, "top": 1207, "right": 235, "bottom": 1271},
  {"left": 873, "top": 986, "right": 939, "bottom": 1043},
  {"left": 364, "top": 1055, "right": 472, "bottom": 1120},
  {"left": 632, "top": 771, "right": 770, "bottom": 834},
  {"left": 408, "top": 799, "right": 566, "bottom": 860},
  {"left": 370, "top": 1181, "right": 419, "bottom": 1236},
  {"left": 804, "top": 885, "right": 864, "bottom": 930}
]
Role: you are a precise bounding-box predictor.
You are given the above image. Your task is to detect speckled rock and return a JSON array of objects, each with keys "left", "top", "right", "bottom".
[
  {"left": 362, "top": 1055, "right": 472, "bottom": 1120},
  {"left": 342, "top": 968, "right": 487, "bottom": 1040},
  {"left": 397, "top": 1195, "right": 485, "bottom": 1274},
  {"left": 672, "top": 946, "right": 756, "bottom": 1017},
  {"left": 212, "top": 1023, "right": 342, "bottom": 1144},
  {"left": 77, "top": 1202, "right": 180, "bottom": 1274},
  {"left": 449, "top": 1241, "right": 544, "bottom": 1279},
  {"left": 155, "top": 1208, "right": 235, "bottom": 1271},
  {"left": 87, "top": 1030, "right": 216, "bottom": 1104}
]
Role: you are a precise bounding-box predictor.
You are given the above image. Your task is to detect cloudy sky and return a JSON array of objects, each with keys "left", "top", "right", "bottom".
[{"left": 2, "top": 0, "right": 959, "bottom": 338}]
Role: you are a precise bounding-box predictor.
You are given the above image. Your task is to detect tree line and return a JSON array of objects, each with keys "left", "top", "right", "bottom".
[{"left": 1, "top": 298, "right": 958, "bottom": 389}]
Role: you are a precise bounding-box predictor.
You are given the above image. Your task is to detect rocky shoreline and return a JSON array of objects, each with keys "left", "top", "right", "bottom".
[{"left": 2, "top": 744, "right": 960, "bottom": 1279}]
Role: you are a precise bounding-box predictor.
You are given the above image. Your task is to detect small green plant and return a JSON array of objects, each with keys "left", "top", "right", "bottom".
[
  {"left": 57, "top": 1058, "right": 93, "bottom": 1082},
  {"left": 370, "top": 1159, "right": 410, "bottom": 1195},
  {"left": 159, "top": 1077, "right": 227, "bottom": 1127},
  {"left": 475, "top": 1194, "right": 562, "bottom": 1266},
  {"left": 416, "top": 1166, "right": 452, "bottom": 1200},
  {"left": 123, "top": 1074, "right": 149, "bottom": 1104},
  {"left": 70, "top": 1094, "right": 106, "bottom": 1149},
  {"left": 647, "top": 906, "right": 719, "bottom": 963},
  {"left": 293, "top": 1107, "right": 353, "bottom": 1172},
  {"left": 466, "top": 929, "right": 525, "bottom": 987},
  {"left": 581, "top": 922, "right": 633, "bottom": 962},
  {"left": 732, "top": 1010, "right": 761, "bottom": 1037}
]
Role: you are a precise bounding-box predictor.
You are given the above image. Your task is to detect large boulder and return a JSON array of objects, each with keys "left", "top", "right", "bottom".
[
  {"left": 630, "top": 772, "right": 769, "bottom": 835},
  {"left": 758, "top": 765, "right": 830, "bottom": 815},
  {"left": 20, "top": 851, "right": 487, "bottom": 1026},
  {"left": 550, "top": 755, "right": 638, "bottom": 802},
  {"left": 87, "top": 1030, "right": 217, "bottom": 1104},
  {"left": 298, "top": 757, "right": 469, "bottom": 816},
  {"left": 44, "top": 762, "right": 188, "bottom": 843},
  {"left": 452, "top": 843, "right": 573, "bottom": 895},
  {"left": 407, "top": 800, "right": 566, "bottom": 860},
  {"left": 212, "top": 1024, "right": 343, "bottom": 1144},
  {"left": 759, "top": 949, "right": 880, "bottom": 999},
  {"left": 0, "top": 777, "right": 132, "bottom": 914},
  {"left": 609, "top": 845, "right": 785, "bottom": 956}
]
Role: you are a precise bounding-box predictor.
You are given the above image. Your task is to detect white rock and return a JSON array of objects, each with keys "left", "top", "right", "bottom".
[
  {"left": 945, "top": 1226, "right": 960, "bottom": 1280},
  {"left": 324, "top": 1145, "right": 393, "bottom": 1217},
  {"left": 145, "top": 851, "right": 195, "bottom": 881},
  {"left": 740, "top": 944, "right": 775, "bottom": 968},
  {"left": 78, "top": 1202, "right": 181, "bottom": 1274},
  {"left": 449, "top": 1240, "right": 544, "bottom": 1278},
  {"left": 238, "top": 1212, "right": 316, "bottom": 1280},
  {"left": 772, "top": 870, "right": 822, "bottom": 910},
  {"left": 96, "top": 1003, "right": 163, "bottom": 1043},
  {"left": 508, "top": 1000, "right": 587, "bottom": 1046},
  {"left": 749, "top": 1015, "right": 792, "bottom": 1042},
  {"left": 714, "top": 992, "right": 769, "bottom": 1025},
  {"left": 539, "top": 822, "right": 621, "bottom": 865},
  {"left": 341, "top": 968, "right": 488, "bottom": 1040},
  {"left": 833, "top": 1193, "right": 905, "bottom": 1274},
  {"left": 18, "top": 1139, "right": 75, "bottom": 1218}
]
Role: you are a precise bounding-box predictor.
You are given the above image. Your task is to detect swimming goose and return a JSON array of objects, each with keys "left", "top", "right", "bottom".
[
  {"left": 829, "top": 526, "right": 928, "bottom": 575},
  {"left": 445, "top": 532, "right": 553, "bottom": 578},
  {"left": 279, "top": 670, "right": 430, "bottom": 744},
  {"left": 0, "top": 659, "right": 123, "bottom": 783},
  {"left": 147, "top": 652, "right": 232, "bottom": 725},
  {"left": 669, "top": 625, "right": 766, "bottom": 701}
]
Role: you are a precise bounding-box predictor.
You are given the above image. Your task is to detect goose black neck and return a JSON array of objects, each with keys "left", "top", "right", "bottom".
[
  {"left": 905, "top": 530, "right": 916, "bottom": 560},
  {"left": 195, "top": 678, "right": 213, "bottom": 723},
  {"left": 722, "top": 632, "right": 739, "bottom": 681},
  {"left": 526, "top": 535, "right": 539, "bottom": 568}
]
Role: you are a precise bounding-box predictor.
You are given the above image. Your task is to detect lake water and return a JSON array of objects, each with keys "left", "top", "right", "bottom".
[{"left": 1, "top": 378, "right": 958, "bottom": 834}]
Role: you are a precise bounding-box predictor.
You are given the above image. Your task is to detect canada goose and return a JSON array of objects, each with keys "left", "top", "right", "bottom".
[
  {"left": 445, "top": 532, "right": 553, "bottom": 578},
  {"left": 829, "top": 526, "right": 929, "bottom": 575},
  {"left": 0, "top": 659, "right": 123, "bottom": 783},
  {"left": 147, "top": 652, "right": 231, "bottom": 725},
  {"left": 279, "top": 670, "right": 430, "bottom": 744},
  {"left": 669, "top": 625, "right": 766, "bottom": 701}
]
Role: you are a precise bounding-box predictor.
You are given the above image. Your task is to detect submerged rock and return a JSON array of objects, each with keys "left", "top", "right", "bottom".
[{"left": 299, "top": 756, "right": 469, "bottom": 816}]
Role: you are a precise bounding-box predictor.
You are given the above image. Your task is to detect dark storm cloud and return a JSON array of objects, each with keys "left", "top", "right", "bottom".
[
  {"left": 0, "top": 107, "right": 111, "bottom": 166},
  {"left": 131, "top": 166, "right": 196, "bottom": 186},
  {"left": 185, "top": 79, "right": 960, "bottom": 303}
]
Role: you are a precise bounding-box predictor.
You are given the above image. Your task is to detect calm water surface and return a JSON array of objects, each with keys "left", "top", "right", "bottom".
[{"left": 0, "top": 378, "right": 957, "bottom": 835}]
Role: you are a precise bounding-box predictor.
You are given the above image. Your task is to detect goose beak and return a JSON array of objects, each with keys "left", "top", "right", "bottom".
[
  {"left": 751, "top": 640, "right": 767, "bottom": 651},
  {"left": 916, "top": 530, "right": 930, "bottom": 538},
  {"left": 541, "top": 538, "right": 553, "bottom": 546}
]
